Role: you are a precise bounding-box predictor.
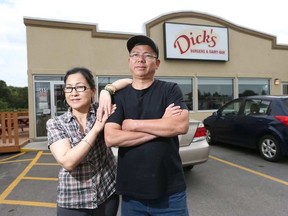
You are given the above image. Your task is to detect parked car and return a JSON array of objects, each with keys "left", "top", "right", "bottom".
[
  {"left": 203, "top": 95, "right": 288, "bottom": 162},
  {"left": 112, "top": 119, "right": 210, "bottom": 171}
]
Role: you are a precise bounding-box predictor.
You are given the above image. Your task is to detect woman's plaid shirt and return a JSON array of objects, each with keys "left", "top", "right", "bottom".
[{"left": 46, "top": 105, "right": 117, "bottom": 209}]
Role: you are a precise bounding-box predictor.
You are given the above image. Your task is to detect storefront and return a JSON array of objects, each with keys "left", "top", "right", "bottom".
[{"left": 24, "top": 11, "right": 288, "bottom": 141}]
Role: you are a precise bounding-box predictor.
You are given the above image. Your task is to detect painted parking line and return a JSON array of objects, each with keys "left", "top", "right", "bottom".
[
  {"left": 209, "top": 155, "right": 288, "bottom": 186},
  {"left": 3, "top": 151, "right": 286, "bottom": 210},
  {"left": 0, "top": 158, "right": 33, "bottom": 164},
  {"left": 0, "top": 151, "right": 58, "bottom": 208},
  {"left": 0, "top": 152, "right": 27, "bottom": 163}
]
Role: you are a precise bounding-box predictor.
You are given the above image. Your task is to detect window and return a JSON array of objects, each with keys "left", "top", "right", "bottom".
[
  {"left": 97, "top": 76, "right": 125, "bottom": 90},
  {"left": 244, "top": 99, "right": 261, "bottom": 115},
  {"left": 97, "top": 76, "right": 193, "bottom": 111},
  {"left": 221, "top": 99, "right": 241, "bottom": 117},
  {"left": 238, "top": 78, "right": 269, "bottom": 97},
  {"left": 198, "top": 78, "right": 233, "bottom": 110},
  {"left": 157, "top": 77, "right": 193, "bottom": 111},
  {"left": 259, "top": 100, "right": 270, "bottom": 114},
  {"left": 282, "top": 83, "right": 288, "bottom": 95},
  {"left": 244, "top": 99, "right": 270, "bottom": 115}
]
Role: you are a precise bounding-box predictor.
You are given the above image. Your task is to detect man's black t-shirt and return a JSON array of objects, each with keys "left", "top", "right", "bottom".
[{"left": 107, "top": 79, "right": 187, "bottom": 199}]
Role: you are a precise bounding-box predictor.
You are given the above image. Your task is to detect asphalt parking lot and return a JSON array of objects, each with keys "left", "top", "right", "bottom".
[
  {"left": 0, "top": 150, "right": 58, "bottom": 216},
  {"left": 186, "top": 144, "right": 288, "bottom": 216},
  {"left": 0, "top": 144, "right": 287, "bottom": 216}
]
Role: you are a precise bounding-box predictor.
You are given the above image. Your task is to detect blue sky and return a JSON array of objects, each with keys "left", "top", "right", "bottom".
[{"left": 1, "top": 0, "right": 287, "bottom": 87}]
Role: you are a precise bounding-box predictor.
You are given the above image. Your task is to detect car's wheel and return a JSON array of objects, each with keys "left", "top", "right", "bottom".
[
  {"left": 183, "top": 165, "right": 194, "bottom": 171},
  {"left": 206, "top": 128, "right": 215, "bottom": 145},
  {"left": 258, "top": 135, "right": 282, "bottom": 162}
]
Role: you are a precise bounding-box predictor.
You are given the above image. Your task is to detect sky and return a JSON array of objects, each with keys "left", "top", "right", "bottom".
[{"left": 0, "top": 0, "right": 287, "bottom": 87}]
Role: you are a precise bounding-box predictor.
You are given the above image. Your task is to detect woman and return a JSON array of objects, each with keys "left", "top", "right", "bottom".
[{"left": 46, "top": 67, "right": 131, "bottom": 216}]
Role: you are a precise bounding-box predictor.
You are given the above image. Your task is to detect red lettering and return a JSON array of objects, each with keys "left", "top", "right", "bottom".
[
  {"left": 172, "top": 28, "right": 218, "bottom": 54},
  {"left": 174, "top": 35, "right": 190, "bottom": 54}
]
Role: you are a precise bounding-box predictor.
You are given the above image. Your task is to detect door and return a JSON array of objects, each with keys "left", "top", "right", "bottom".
[
  {"left": 52, "top": 83, "right": 66, "bottom": 117},
  {"left": 34, "top": 81, "right": 65, "bottom": 137},
  {"left": 213, "top": 99, "right": 242, "bottom": 143}
]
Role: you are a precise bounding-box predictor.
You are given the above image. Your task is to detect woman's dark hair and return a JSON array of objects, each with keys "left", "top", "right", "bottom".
[{"left": 64, "top": 67, "right": 96, "bottom": 89}]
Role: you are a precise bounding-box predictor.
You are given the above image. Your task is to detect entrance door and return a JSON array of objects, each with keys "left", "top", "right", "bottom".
[
  {"left": 52, "top": 83, "right": 66, "bottom": 117},
  {"left": 35, "top": 81, "right": 65, "bottom": 137}
]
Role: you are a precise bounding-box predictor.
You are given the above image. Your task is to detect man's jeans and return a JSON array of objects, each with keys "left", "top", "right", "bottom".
[{"left": 121, "top": 191, "right": 189, "bottom": 216}]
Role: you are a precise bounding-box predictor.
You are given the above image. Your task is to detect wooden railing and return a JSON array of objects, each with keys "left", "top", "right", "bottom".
[{"left": 0, "top": 112, "right": 29, "bottom": 153}]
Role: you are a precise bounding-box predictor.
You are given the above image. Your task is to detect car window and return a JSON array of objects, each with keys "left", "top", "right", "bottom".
[
  {"left": 244, "top": 99, "right": 261, "bottom": 115},
  {"left": 222, "top": 100, "right": 241, "bottom": 116},
  {"left": 258, "top": 100, "right": 270, "bottom": 114},
  {"left": 244, "top": 99, "right": 270, "bottom": 115}
]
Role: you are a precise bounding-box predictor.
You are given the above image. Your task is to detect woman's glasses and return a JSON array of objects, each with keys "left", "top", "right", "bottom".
[{"left": 63, "top": 86, "right": 89, "bottom": 93}]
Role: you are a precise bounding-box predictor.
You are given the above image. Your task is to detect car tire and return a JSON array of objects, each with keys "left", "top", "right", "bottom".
[
  {"left": 258, "top": 135, "right": 282, "bottom": 162},
  {"left": 206, "top": 128, "right": 216, "bottom": 145},
  {"left": 183, "top": 165, "right": 194, "bottom": 171}
]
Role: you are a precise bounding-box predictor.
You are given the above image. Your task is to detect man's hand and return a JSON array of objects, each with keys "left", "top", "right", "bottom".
[
  {"left": 122, "top": 119, "right": 135, "bottom": 132},
  {"left": 121, "top": 103, "right": 183, "bottom": 132},
  {"left": 162, "top": 103, "right": 182, "bottom": 118},
  {"left": 97, "top": 90, "right": 116, "bottom": 122}
]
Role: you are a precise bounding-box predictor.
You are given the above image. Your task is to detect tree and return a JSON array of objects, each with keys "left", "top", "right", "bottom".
[
  {"left": 9, "top": 86, "right": 28, "bottom": 109},
  {"left": 0, "top": 80, "right": 28, "bottom": 111}
]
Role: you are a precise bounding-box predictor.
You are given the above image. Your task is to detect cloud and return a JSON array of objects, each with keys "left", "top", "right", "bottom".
[{"left": 0, "top": 0, "right": 287, "bottom": 87}]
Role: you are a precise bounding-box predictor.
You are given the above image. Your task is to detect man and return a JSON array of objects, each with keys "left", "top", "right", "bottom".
[{"left": 104, "top": 35, "right": 189, "bottom": 216}]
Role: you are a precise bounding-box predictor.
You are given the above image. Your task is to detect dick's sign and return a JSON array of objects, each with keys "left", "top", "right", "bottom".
[{"left": 164, "top": 22, "right": 229, "bottom": 61}]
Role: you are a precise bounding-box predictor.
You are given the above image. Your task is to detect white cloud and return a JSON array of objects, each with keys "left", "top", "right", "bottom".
[{"left": 0, "top": 0, "right": 287, "bottom": 86}]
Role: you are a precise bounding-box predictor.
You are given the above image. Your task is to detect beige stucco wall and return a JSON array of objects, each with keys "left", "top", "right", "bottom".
[{"left": 24, "top": 11, "right": 288, "bottom": 139}]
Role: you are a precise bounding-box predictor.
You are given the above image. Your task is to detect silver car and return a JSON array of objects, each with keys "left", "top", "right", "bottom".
[
  {"left": 112, "top": 119, "right": 210, "bottom": 171},
  {"left": 179, "top": 119, "right": 210, "bottom": 170}
]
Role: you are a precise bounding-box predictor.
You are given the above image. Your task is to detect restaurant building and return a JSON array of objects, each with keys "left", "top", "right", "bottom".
[{"left": 24, "top": 11, "right": 288, "bottom": 141}]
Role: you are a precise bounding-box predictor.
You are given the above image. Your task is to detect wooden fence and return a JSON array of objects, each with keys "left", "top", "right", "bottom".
[{"left": 0, "top": 112, "right": 29, "bottom": 153}]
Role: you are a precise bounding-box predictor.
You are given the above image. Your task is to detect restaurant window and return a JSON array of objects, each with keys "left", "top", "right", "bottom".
[
  {"left": 97, "top": 76, "right": 193, "bottom": 111},
  {"left": 157, "top": 77, "right": 193, "bottom": 111},
  {"left": 238, "top": 78, "right": 269, "bottom": 97},
  {"left": 97, "top": 76, "right": 127, "bottom": 98},
  {"left": 282, "top": 83, "right": 288, "bottom": 95},
  {"left": 198, "top": 78, "right": 233, "bottom": 110},
  {"left": 97, "top": 77, "right": 126, "bottom": 88}
]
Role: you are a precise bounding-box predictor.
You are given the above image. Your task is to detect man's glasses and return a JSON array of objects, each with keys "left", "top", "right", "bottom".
[
  {"left": 63, "top": 86, "right": 89, "bottom": 93},
  {"left": 129, "top": 53, "right": 157, "bottom": 61}
]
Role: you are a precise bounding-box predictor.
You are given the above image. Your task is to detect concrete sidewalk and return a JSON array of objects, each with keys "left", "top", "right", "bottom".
[{"left": 21, "top": 141, "right": 48, "bottom": 151}]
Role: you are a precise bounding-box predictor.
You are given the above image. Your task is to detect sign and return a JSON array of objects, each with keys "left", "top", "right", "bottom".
[{"left": 164, "top": 22, "right": 229, "bottom": 61}]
